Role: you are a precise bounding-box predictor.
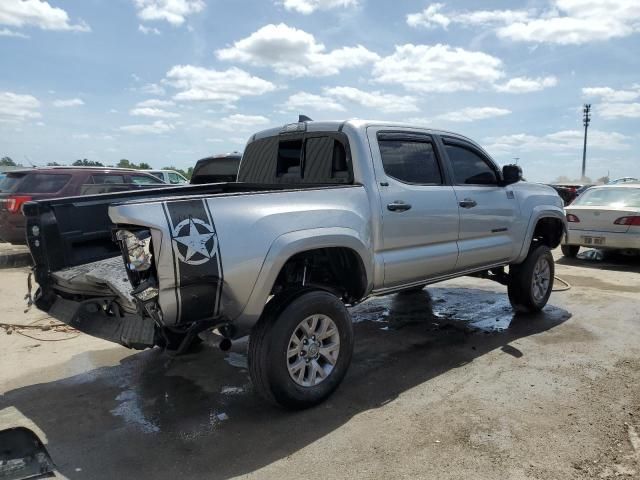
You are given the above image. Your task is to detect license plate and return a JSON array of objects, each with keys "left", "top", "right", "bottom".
[{"left": 581, "top": 236, "right": 605, "bottom": 246}]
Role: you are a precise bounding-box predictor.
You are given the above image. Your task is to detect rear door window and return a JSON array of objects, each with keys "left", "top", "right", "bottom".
[
  {"left": 0, "top": 173, "right": 26, "bottom": 192},
  {"left": 378, "top": 137, "right": 443, "bottom": 185},
  {"left": 91, "top": 174, "right": 125, "bottom": 184},
  {"left": 17, "top": 173, "right": 71, "bottom": 193}
]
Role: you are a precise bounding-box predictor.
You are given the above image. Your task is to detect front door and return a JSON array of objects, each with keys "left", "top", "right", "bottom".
[
  {"left": 441, "top": 138, "right": 519, "bottom": 270},
  {"left": 368, "top": 128, "right": 460, "bottom": 288}
]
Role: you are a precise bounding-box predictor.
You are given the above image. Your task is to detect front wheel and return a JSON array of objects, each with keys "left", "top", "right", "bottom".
[
  {"left": 508, "top": 245, "right": 555, "bottom": 313},
  {"left": 249, "top": 290, "right": 354, "bottom": 409}
]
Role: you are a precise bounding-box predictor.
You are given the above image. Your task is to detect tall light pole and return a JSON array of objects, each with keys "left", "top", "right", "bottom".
[{"left": 581, "top": 104, "right": 591, "bottom": 180}]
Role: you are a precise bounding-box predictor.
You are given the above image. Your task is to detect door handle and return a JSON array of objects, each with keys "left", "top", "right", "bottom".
[
  {"left": 459, "top": 198, "right": 477, "bottom": 209},
  {"left": 387, "top": 201, "right": 412, "bottom": 212}
]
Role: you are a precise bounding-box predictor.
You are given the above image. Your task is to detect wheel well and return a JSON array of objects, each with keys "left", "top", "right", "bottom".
[
  {"left": 532, "top": 217, "right": 564, "bottom": 248},
  {"left": 271, "top": 247, "right": 367, "bottom": 304}
]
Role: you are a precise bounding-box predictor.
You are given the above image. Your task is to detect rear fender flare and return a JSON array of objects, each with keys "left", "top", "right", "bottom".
[{"left": 233, "top": 227, "right": 372, "bottom": 333}]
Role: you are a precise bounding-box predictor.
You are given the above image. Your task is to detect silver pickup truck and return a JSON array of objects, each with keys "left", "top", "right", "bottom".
[{"left": 24, "top": 119, "right": 566, "bottom": 408}]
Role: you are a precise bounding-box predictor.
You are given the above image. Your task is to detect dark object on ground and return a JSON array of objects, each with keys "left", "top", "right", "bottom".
[{"left": 0, "top": 427, "right": 55, "bottom": 480}]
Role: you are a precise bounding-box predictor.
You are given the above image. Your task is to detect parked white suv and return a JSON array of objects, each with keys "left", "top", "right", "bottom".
[{"left": 145, "top": 169, "right": 188, "bottom": 184}]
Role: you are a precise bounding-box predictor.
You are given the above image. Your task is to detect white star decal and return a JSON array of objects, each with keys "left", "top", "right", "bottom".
[{"left": 172, "top": 217, "right": 217, "bottom": 265}]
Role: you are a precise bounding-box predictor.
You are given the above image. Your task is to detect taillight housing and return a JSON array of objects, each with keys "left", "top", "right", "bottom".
[
  {"left": 6, "top": 195, "right": 32, "bottom": 214},
  {"left": 566, "top": 213, "right": 580, "bottom": 223},
  {"left": 613, "top": 216, "right": 640, "bottom": 226}
]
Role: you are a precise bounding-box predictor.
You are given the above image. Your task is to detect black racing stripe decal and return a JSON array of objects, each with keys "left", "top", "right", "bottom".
[
  {"left": 164, "top": 198, "right": 223, "bottom": 324},
  {"left": 161, "top": 202, "right": 181, "bottom": 323},
  {"left": 203, "top": 198, "right": 223, "bottom": 316}
]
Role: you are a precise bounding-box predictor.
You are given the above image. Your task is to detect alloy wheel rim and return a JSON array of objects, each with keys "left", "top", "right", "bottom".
[
  {"left": 287, "top": 314, "right": 340, "bottom": 387},
  {"left": 531, "top": 256, "right": 551, "bottom": 303}
]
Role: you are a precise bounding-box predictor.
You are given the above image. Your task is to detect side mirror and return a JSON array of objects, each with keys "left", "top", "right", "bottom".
[{"left": 502, "top": 164, "right": 522, "bottom": 186}]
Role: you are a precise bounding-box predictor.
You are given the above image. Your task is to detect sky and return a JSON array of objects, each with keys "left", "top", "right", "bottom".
[{"left": 0, "top": 0, "right": 639, "bottom": 182}]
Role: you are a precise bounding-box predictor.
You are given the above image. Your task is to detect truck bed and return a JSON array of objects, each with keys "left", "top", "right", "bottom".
[{"left": 23, "top": 181, "right": 353, "bottom": 288}]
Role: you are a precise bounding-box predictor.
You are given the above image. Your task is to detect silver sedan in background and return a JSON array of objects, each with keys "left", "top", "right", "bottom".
[{"left": 561, "top": 184, "right": 640, "bottom": 257}]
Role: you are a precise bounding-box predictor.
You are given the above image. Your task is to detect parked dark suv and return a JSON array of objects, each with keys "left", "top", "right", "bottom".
[
  {"left": 0, "top": 167, "right": 166, "bottom": 244},
  {"left": 190, "top": 153, "right": 242, "bottom": 184}
]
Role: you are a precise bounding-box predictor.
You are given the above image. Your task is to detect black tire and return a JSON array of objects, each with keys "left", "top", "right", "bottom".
[
  {"left": 508, "top": 244, "right": 555, "bottom": 313},
  {"left": 398, "top": 284, "right": 427, "bottom": 294},
  {"left": 249, "top": 290, "right": 354, "bottom": 409},
  {"left": 561, "top": 244, "right": 580, "bottom": 258}
]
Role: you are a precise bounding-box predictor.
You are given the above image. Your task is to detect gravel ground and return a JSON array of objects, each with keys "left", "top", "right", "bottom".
[{"left": 0, "top": 249, "right": 638, "bottom": 479}]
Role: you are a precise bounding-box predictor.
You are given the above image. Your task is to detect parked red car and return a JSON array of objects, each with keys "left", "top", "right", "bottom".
[{"left": 0, "top": 167, "right": 167, "bottom": 244}]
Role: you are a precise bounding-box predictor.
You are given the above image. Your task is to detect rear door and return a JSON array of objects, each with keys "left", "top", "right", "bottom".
[
  {"left": 368, "top": 128, "right": 460, "bottom": 288},
  {"left": 441, "top": 137, "right": 519, "bottom": 269}
]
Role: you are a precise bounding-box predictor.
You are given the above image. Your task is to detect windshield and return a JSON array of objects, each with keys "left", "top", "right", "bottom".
[{"left": 572, "top": 188, "right": 640, "bottom": 208}]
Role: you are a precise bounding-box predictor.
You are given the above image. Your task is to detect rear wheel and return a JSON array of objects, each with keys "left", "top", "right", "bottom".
[
  {"left": 508, "top": 244, "right": 554, "bottom": 313},
  {"left": 561, "top": 244, "right": 580, "bottom": 258},
  {"left": 249, "top": 290, "right": 354, "bottom": 409}
]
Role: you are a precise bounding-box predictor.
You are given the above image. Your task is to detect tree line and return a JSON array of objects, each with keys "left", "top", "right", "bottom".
[{"left": 1, "top": 156, "right": 192, "bottom": 179}]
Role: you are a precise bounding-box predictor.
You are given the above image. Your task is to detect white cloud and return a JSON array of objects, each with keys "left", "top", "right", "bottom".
[
  {"left": 218, "top": 114, "right": 270, "bottom": 131},
  {"left": 0, "top": 0, "right": 90, "bottom": 32},
  {"left": 72, "top": 133, "right": 90, "bottom": 139},
  {"left": 582, "top": 86, "right": 640, "bottom": 102},
  {"left": 324, "top": 86, "right": 419, "bottom": 113},
  {"left": 216, "top": 23, "right": 379, "bottom": 77},
  {"left": 281, "top": 0, "right": 358, "bottom": 14},
  {"left": 120, "top": 120, "right": 174, "bottom": 134},
  {"left": 283, "top": 92, "right": 346, "bottom": 112},
  {"left": 407, "top": 3, "right": 451, "bottom": 28},
  {"left": 373, "top": 44, "right": 503, "bottom": 93},
  {"left": 129, "top": 107, "right": 179, "bottom": 118},
  {"left": 496, "top": 0, "right": 640, "bottom": 45},
  {"left": 409, "top": 1, "right": 640, "bottom": 45},
  {"left": 484, "top": 129, "right": 630, "bottom": 154},
  {"left": 0, "top": 27, "right": 28, "bottom": 38},
  {"left": 140, "top": 83, "right": 166, "bottom": 95},
  {"left": 408, "top": 4, "right": 530, "bottom": 29},
  {"left": 437, "top": 107, "right": 511, "bottom": 122},
  {"left": 456, "top": 9, "right": 532, "bottom": 25},
  {"left": 136, "top": 99, "right": 175, "bottom": 108},
  {"left": 206, "top": 138, "right": 223, "bottom": 143},
  {"left": 495, "top": 76, "right": 558, "bottom": 93},
  {"left": 165, "top": 65, "right": 277, "bottom": 104},
  {"left": 52, "top": 98, "right": 84, "bottom": 107},
  {"left": 133, "top": 0, "right": 205, "bottom": 25},
  {"left": 138, "top": 24, "right": 160, "bottom": 35},
  {"left": 0, "top": 91, "right": 41, "bottom": 122},
  {"left": 598, "top": 102, "right": 640, "bottom": 118}
]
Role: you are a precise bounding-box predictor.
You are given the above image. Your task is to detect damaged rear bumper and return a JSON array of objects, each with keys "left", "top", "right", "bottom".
[{"left": 43, "top": 293, "right": 156, "bottom": 349}]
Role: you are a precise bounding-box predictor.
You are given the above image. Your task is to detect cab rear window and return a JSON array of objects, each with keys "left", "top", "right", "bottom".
[
  {"left": 238, "top": 133, "right": 352, "bottom": 184},
  {"left": 15, "top": 173, "right": 71, "bottom": 193}
]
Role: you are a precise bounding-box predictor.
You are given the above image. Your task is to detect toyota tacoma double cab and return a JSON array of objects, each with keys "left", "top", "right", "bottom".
[{"left": 23, "top": 120, "right": 566, "bottom": 409}]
